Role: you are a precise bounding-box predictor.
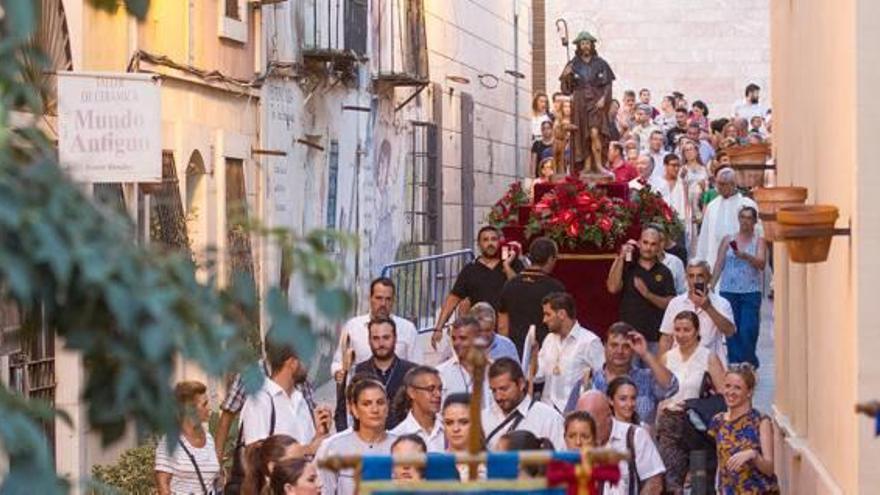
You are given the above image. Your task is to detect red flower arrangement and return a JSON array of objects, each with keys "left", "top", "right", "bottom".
[
  {"left": 630, "top": 184, "right": 685, "bottom": 241},
  {"left": 528, "top": 177, "right": 633, "bottom": 250},
  {"left": 487, "top": 182, "right": 530, "bottom": 229}
]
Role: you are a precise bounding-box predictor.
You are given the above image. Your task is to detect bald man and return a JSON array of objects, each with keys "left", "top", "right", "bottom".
[
  {"left": 695, "top": 167, "right": 759, "bottom": 268},
  {"left": 576, "top": 390, "right": 612, "bottom": 445},
  {"left": 576, "top": 390, "right": 665, "bottom": 494}
]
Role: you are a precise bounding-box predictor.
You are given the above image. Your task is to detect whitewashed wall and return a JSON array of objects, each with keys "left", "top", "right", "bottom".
[{"left": 544, "top": 0, "right": 770, "bottom": 117}]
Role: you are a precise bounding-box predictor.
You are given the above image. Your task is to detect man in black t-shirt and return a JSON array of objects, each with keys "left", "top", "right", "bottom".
[
  {"left": 497, "top": 237, "right": 566, "bottom": 358},
  {"left": 606, "top": 226, "right": 676, "bottom": 352},
  {"left": 431, "top": 226, "right": 521, "bottom": 349}
]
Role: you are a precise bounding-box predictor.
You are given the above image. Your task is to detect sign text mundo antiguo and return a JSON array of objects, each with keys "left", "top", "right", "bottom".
[{"left": 58, "top": 72, "right": 161, "bottom": 183}]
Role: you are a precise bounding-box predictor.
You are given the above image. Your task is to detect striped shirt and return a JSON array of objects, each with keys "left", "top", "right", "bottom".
[{"left": 154, "top": 433, "right": 220, "bottom": 494}]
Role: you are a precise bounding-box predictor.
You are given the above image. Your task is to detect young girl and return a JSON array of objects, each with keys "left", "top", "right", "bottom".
[
  {"left": 563, "top": 411, "right": 597, "bottom": 451},
  {"left": 270, "top": 459, "right": 321, "bottom": 495},
  {"left": 391, "top": 434, "right": 428, "bottom": 482}
]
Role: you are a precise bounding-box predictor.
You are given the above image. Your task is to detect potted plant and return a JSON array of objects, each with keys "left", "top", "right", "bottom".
[
  {"left": 752, "top": 186, "right": 808, "bottom": 241},
  {"left": 776, "top": 204, "right": 840, "bottom": 263}
]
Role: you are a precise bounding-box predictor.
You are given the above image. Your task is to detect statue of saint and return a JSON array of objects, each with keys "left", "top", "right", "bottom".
[{"left": 559, "top": 31, "right": 615, "bottom": 176}]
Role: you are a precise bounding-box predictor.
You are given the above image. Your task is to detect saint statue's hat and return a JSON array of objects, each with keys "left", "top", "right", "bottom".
[{"left": 573, "top": 31, "right": 597, "bottom": 44}]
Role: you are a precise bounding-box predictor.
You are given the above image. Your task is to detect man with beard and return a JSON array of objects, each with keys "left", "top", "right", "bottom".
[
  {"left": 353, "top": 318, "right": 417, "bottom": 429},
  {"left": 483, "top": 357, "right": 565, "bottom": 450},
  {"left": 537, "top": 292, "right": 604, "bottom": 414},
  {"left": 559, "top": 31, "right": 616, "bottom": 175},
  {"left": 431, "top": 226, "right": 521, "bottom": 349},
  {"left": 333, "top": 277, "right": 421, "bottom": 381},
  {"left": 733, "top": 83, "right": 769, "bottom": 121}
]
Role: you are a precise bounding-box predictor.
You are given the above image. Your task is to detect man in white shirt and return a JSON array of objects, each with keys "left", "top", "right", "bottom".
[
  {"left": 537, "top": 292, "right": 604, "bottom": 413},
  {"left": 647, "top": 131, "right": 667, "bottom": 183},
  {"left": 436, "top": 316, "right": 492, "bottom": 408},
  {"left": 659, "top": 259, "right": 736, "bottom": 366},
  {"left": 483, "top": 357, "right": 565, "bottom": 450},
  {"left": 241, "top": 331, "right": 330, "bottom": 454},
  {"left": 576, "top": 391, "right": 664, "bottom": 495},
  {"left": 696, "top": 168, "right": 759, "bottom": 268},
  {"left": 732, "top": 83, "right": 769, "bottom": 121},
  {"left": 332, "top": 277, "right": 422, "bottom": 381},
  {"left": 631, "top": 105, "right": 660, "bottom": 155},
  {"left": 390, "top": 366, "right": 445, "bottom": 451}
]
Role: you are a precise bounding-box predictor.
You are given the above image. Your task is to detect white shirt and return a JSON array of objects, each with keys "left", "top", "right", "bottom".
[
  {"left": 536, "top": 323, "right": 605, "bottom": 413},
  {"left": 331, "top": 313, "right": 422, "bottom": 374},
  {"left": 696, "top": 194, "right": 759, "bottom": 268},
  {"left": 240, "top": 378, "right": 315, "bottom": 445},
  {"left": 482, "top": 397, "right": 566, "bottom": 451},
  {"left": 651, "top": 176, "right": 687, "bottom": 224},
  {"left": 648, "top": 151, "right": 666, "bottom": 183},
  {"left": 390, "top": 411, "right": 445, "bottom": 452},
  {"left": 660, "top": 254, "right": 687, "bottom": 295},
  {"left": 603, "top": 418, "right": 665, "bottom": 495},
  {"left": 733, "top": 100, "right": 769, "bottom": 121},
  {"left": 437, "top": 354, "right": 493, "bottom": 410},
  {"left": 632, "top": 123, "right": 660, "bottom": 154},
  {"left": 661, "top": 346, "right": 712, "bottom": 408},
  {"left": 154, "top": 433, "right": 220, "bottom": 495},
  {"left": 316, "top": 429, "right": 396, "bottom": 495},
  {"left": 660, "top": 292, "right": 734, "bottom": 367}
]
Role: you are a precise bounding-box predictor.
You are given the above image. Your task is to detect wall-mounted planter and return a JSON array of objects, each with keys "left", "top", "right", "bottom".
[
  {"left": 752, "top": 186, "right": 808, "bottom": 241},
  {"left": 727, "top": 143, "right": 772, "bottom": 189},
  {"left": 776, "top": 205, "right": 841, "bottom": 263}
]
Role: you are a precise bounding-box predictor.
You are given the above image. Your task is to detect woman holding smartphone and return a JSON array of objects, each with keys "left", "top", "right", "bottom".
[{"left": 711, "top": 206, "right": 765, "bottom": 368}]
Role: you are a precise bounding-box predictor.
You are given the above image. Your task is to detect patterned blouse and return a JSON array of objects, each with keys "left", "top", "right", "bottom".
[{"left": 708, "top": 408, "right": 780, "bottom": 494}]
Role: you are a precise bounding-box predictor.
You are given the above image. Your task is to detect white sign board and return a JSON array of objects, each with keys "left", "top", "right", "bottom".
[{"left": 58, "top": 72, "right": 162, "bottom": 183}]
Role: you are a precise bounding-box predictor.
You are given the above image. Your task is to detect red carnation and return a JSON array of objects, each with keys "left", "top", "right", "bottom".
[{"left": 598, "top": 217, "right": 613, "bottom": 232}]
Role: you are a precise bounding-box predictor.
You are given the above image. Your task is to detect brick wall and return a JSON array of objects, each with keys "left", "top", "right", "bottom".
[{"left": 543, "top": 0, "right": 770, "bottom": 118}]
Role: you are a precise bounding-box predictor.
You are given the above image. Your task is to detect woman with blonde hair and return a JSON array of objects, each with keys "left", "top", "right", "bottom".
[
  {"left": 709, "top": 364, "right": 779, "bottom": 494},
  {"left": 155, "top": 381, "right": 221, "bottom": 494}
]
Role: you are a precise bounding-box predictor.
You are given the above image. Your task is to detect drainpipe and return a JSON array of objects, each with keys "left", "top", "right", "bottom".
[{"left": 513, "top": 1, "right": 521, "bottom": 179}]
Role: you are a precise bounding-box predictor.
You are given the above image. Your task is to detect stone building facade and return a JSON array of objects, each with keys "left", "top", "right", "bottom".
[{"left": 541, "top": 0, "right": 770, "bottom": 117}]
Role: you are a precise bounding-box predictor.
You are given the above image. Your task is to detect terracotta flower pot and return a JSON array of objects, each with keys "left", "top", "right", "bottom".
[
  {"left": 776, "top": 205, "right": 839, "bottom": 263},
  {"left": 752, "top": 186, "right": 808, "bottom": 241},
  {"left": 727, "top": 143, "right": 771, "bottom": 189}
]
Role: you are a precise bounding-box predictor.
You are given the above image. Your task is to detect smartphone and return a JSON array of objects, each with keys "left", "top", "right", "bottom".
[
  {"left": 694, "top": 282, "right": 706, "bottom": 294},
  {"left": 501, "top": 241, "right": 520, "bottom": 261}
]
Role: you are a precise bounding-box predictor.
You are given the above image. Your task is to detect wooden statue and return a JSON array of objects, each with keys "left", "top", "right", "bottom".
[{"left": 559, "top": 31, "right": 616, "bottom": 176}]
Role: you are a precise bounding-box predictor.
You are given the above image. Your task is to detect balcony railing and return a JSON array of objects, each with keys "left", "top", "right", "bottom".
[
  {"left": 374, "top": 0, "right": 429, "bottom": 86},
  {"left": 302, "top": 0, "right": 367, "bottom": 62}
]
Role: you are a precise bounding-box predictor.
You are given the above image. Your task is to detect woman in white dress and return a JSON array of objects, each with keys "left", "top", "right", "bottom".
[
  {"left": 155, "top": 381, "right": 221, "bottom": 495},
  {"left": 679, "top": 139, "right": 709, "bottom": 255},
  {"left": 656, "top": 311, "right": 726, "bottom": 494},
  {"left": 316, "top": 377, "right": 395, "bottom": 495}
]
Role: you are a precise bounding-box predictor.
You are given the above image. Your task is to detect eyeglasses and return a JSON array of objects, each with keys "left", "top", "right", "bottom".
[{"left": 410, "top": 385, "right": 444, "bottom": 395}]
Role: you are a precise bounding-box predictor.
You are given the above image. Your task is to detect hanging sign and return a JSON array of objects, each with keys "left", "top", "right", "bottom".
[{"left": 58, "top": 72, "right": 162, "bottom": 183}]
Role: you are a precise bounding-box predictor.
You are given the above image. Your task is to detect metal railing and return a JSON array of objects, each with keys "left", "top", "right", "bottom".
[
  {"left": 302, "top": 0, "right": 367, "bottom": 58},
  {"left": 381, "top": 249, "right": 475, "bottom": 334}
]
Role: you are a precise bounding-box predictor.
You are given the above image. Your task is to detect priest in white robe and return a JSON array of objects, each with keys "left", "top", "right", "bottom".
[{"left": 696, "top": 168, "right": 759, "bottom": 268}]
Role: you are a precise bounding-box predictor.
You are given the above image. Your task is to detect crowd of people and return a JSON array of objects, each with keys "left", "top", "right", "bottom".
[{"left": 152, "top": 84, "right": 777, "bottom": 495}]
